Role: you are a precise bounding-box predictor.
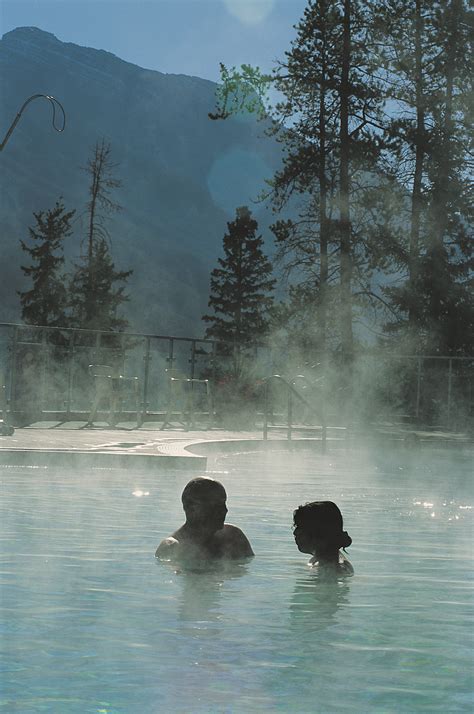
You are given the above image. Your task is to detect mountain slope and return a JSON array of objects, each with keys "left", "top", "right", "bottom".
[{"left": 0, "top": 27, "right": 280, "bottom": 335}]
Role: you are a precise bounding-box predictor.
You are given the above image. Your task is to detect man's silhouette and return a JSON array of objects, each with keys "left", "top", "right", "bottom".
[{"left": 155, "top": 477, "right": 254, "bottom": 562}]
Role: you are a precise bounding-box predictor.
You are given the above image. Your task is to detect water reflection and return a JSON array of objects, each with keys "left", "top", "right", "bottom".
[
  {"left": 260, "top": 568, "right": 353, "bottom": 708},
  {"left": 179, "top": 562, "right": 248, "bottom": 626},
  {"left": 158, "top": 558, "right": 249, "bottom": 634},
  {"left": 290, "top": 568, "right": 351, "bottom": 633}
]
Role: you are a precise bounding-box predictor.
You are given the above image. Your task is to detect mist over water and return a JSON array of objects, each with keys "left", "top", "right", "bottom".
[
  {"left": 1, "top": 445, "right": 472, "bottom": 712},
  {"left": 0, "top": 1, "right": 472, "bottom": 710}
]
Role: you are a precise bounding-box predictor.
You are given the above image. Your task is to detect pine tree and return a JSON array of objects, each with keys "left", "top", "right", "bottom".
[
  {"left": 18, "top": 199, "right": 75, "bottom": 327},
  {"left": 70, "top": 139, "right": 132, "bottom": 331},
  {"left": 209, "top": 0, "right": 473, "bottom": 360},
  {"left": 423, "top": 0, "right": 473, "bottom": 354},
  {"left": 274, "top": 0, "right": 387, "bottom": 361},
  {"left": 202, "top": 206, "right": 275, "bottom": 352},
  {"left": 376, "top": 0, "right": 473, "bottom": 354},
  {"left": 211, "top": 1, "right": 387, "bottom": 361},
  {"left": 269, "top": 0, "right": 342, "bottom": 357},
  {"left": 69, "top": 237, "right": 132, "bottom": 331}
]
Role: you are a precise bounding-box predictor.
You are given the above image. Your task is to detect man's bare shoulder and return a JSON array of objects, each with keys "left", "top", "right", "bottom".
[
  {"left": 220, "top": 523, "right": 249, "bottom": 537},
  {"left": 155, "top": 524, "right": 253, "bottom": 561},
  {"left": 214, "top": 523, "right": 254, "bottom": 558}
]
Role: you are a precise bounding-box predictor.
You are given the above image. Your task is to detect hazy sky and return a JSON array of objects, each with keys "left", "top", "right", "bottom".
[{"left": 1, "top": 0, "right": 308, "bottom": 81}]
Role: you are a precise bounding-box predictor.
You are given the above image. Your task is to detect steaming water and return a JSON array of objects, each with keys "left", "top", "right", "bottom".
[{"left": 0, "top": 446, "right": 472, "bottom": 713}]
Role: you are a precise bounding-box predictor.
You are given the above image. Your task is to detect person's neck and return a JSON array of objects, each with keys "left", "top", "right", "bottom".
[{"left": 182, "top": 521, "right": 215, "bottom": 544}]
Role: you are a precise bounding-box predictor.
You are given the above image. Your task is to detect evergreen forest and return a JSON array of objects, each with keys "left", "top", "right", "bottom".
[{"left": 210, "top": 0, "right": 473, "bottom": 363}]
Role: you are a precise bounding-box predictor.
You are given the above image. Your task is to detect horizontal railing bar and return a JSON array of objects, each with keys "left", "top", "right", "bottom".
[
  {"left": 1, "top": 323, "right": 472, "bottom": 360},
  {"left": 0, "top": 322, "right": 261, "bottom": 349}
]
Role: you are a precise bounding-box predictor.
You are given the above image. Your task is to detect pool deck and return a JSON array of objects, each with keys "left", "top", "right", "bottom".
[
  {"left": 0, "top": 419, "right": 472, "bottom": 470},
  {"left": 0, "top": 422, "right": 293, "bottom": 470}
]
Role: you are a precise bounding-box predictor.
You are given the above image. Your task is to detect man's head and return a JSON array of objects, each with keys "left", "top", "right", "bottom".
[
  {"left": 181, "top": 478, "right": 228, "bottom": 534},
  {"left": 292, "top": 501, "right": 351, "bottom": 556}
]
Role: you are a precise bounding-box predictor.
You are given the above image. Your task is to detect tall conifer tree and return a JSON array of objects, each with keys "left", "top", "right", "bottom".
[
  {"left": 376, "top": 0, "right": 473, "bottom": 354},
  {"left": 211, "top": 0, "right": 386, "bottom": 361},
  {"left": 69, "top": 238, "right": 132, "bottom": 332},
  {"left": 273, "top": 0, "right": 387, "bottom": 360},
  {"left": 70, "top": 139, "right": 132, "bottom": 331},
  {"left": 202, "top": 206, "right": 275, "bottom": 350},
  {"left": 19, "top": 199, "right": 74, "bottom": 327}
]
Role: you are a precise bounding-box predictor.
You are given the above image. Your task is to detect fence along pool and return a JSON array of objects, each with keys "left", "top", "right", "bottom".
[{"left": 0, "top": 322, "right": 471, "bottom": 429}]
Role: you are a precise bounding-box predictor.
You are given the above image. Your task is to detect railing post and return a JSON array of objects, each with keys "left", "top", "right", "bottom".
[
  {"left": 166, "top": 338, "right": 175, "bottom": 369},
  {"left": 141, "top": 336, "right": 151, "bottom": 421},
  {"left": 211, "top": 341, "right": 217, "bottom": 384},
  {"left": 9, "top": 325, "right": 18, "bottom": 412},
  {"left": 65, "top": 330, "right": 75, "bottom": 417},
  {"left": 447, "top": 358, "right": 453, "bottom": 429},
  {"left": 120, "top": 332, "right": 127, "bottom": 371},
  {"left": 94, "top": 331, "right": 101, "bottom": 363},
  {"left": 415, "top": 357, "right": 422, "bottom": 422},
  {"left": 263, "top": 379, "right": 268, "bottom": 440},
  {"left": 39, "top": 328, "right": 48, "bottom": 415},
  {"left": 187, "top": 341, "right": 197, "bottom": 427},
  {"left": 189, "top": 340, "right": 196, "bottom": 379},
  {"left": 210, "top": 341, "right": 217, "bottom": 422}
]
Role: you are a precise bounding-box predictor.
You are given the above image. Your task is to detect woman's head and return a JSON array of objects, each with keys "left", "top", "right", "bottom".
[{"left": 293, "top": 501, "right": 352, "bottom": 557}]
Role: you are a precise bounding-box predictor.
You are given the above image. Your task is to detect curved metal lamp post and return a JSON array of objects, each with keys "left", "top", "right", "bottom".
[
  {"left": 0, "top": 94, "right": 65, "bottom": 436},
  {"left": 0, "top": 93, "right": 66, "bottom": 151}
]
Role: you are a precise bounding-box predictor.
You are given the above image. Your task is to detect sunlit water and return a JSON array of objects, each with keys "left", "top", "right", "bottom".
[{"left": 0, "top": 445, "right": 473, "bottom": 713}]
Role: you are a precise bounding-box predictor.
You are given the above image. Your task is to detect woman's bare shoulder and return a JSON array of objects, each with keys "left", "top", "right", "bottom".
[{"left": 339, "top": 554, "right": 354, "bottom": 575}]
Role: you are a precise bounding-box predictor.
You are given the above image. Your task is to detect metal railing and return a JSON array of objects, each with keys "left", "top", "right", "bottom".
[
  {"left": 0, "top": 322, "right": 471, "bottom": 430},
  {"left": 356, "top": 353, "right": 473, "bottom": 431},
  {"left": 391, "top": 354, "right": 471, "bottom": 425},
  {"left": 0, "top": 322, "right": 272, "bottom": 426},
  {"left": 263, "top": 374, "right": 328, "bottom": 446},
  {"left": 0, "top": 323, "right": 219, "bottom": 423}
]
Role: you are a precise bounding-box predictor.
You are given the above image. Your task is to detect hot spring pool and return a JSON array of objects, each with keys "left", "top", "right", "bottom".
[{"left": 0, "top": 445, "right": 472, "bottom": 713}]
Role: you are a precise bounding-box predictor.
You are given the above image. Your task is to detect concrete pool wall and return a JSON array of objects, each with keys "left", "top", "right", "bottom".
[{"left": 0, "top": 423, "right": 471, "bottom": 471}]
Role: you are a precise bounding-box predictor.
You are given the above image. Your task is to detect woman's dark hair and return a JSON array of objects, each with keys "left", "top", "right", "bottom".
[{"left": 293, "top": 500, "right": 352, "bottom": 549}]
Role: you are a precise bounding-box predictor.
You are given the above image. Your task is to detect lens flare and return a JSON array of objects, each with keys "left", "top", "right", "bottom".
[{"left": 207, "top": 147, "right": 271, "bottom": 214}]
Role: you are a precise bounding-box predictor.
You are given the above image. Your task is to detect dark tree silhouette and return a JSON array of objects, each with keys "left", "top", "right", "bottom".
[
  {"left": 203, "top": 206, "right": 275, "bottom": 351},
  {"left": 18, "top": 198, "right": 74, "bottom": 327},
  {"left": 69, "top": 237, "right": 132, "bottom": 331},
  {"left": 210, "top": 1, "right": 386, "bottom": 362},
  {"left": 70, "top": 139, "right": 132, "bottom": 331},
  {"left": 376, "top": 0, "right": 473, "bottom": 354}
]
